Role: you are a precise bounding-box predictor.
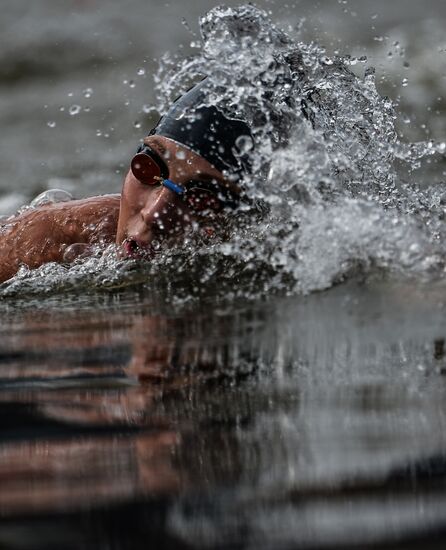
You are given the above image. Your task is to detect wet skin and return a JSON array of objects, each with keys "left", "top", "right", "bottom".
[{"left": 0, "top": 136, "right": 236, "bottom": 283}]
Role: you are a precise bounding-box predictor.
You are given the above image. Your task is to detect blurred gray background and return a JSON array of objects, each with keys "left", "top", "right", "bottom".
[{"left": 1, "top": 0, "right": 445, "bottom": 212}]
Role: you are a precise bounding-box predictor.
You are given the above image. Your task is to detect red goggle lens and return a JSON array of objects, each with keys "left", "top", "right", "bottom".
[{"left": 131, "top": 153, "right": 162, "bottom": 185}]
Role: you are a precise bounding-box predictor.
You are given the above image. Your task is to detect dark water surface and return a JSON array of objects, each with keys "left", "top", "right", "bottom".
[{"left": 1, "top": 280, "right": 446, "bottom": 548}]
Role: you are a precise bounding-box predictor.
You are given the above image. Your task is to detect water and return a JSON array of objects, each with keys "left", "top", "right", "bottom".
[
  {"left": 1, "top": 0, "right": 446, "bottom": 548},
  {"left": 2, "top": 281, "right": 446, "bottom": 549}
]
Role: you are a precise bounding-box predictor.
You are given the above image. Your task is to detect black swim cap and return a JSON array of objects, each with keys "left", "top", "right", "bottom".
[{"left": 150, "top": 80, "right": 253, "bottom": 177}]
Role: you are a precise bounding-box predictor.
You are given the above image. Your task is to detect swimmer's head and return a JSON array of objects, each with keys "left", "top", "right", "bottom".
[{"left": 116, "top": 80, "right": 253, "bottom": 257}]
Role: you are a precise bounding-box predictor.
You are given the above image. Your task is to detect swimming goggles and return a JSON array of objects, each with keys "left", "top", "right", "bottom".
[{"left": 130, "top": 143, "right": 239, "bottom": 213}]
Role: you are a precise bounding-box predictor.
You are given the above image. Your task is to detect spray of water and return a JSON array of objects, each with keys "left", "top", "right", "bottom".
[
  {"left": 150, "top": 5, "right": 446, "bottom": 293},
  {"left": 1, "top": 4, "right": 445, "bottom": 299}
]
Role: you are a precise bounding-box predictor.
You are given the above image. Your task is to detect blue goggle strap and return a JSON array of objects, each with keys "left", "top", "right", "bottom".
[{"left": 161, "top": 179, "right": 185, "bottom": 195}]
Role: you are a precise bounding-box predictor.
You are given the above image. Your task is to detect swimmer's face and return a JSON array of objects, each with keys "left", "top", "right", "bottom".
[{"left": 116, "top": 135, "right": 239, "bottom": 258}]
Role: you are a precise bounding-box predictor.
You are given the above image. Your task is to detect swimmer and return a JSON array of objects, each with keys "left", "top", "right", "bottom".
[{"left": 0, "top": 80, "right": 253, "bottom": 283}]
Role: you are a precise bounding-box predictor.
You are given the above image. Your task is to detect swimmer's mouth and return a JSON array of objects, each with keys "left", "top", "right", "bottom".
[{"left": 122, "top": 238, "right": 155, "bottom": 260}]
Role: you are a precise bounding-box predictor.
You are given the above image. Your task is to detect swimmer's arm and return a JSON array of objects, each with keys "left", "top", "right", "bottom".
[{"left": 0, "top": 194, "right": 121, "bottom": 283}]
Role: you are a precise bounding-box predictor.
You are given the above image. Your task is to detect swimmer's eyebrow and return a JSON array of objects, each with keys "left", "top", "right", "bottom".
[{"left": 143, "top": 136, "right": 167, "bottom": 158}]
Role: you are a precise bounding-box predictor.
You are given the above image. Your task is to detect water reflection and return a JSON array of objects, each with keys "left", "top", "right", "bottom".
[{"left": 0, "top": 281, "right": 446, "bottom": 547}]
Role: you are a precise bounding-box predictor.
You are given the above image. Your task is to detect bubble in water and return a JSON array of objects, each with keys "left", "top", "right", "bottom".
[
  {"left": 83, "top": 87, "right": 93, "bottom": 98},
  {"left": 134, "top": 121, "right": 142, "bottom": 129},
  {"left": 129, "top": 80, "right": 136, "bottom": 88},
  {"left": 30, "top": 189, "right": 73, "bottom": 208},
  {"left": 402, "top": 78, "right": 409, "bottom": 87},
  {"left": 69, "top": 104, "right": 81, "bottom": 116},
  {"left": 137, "top": 68, "right": 146, "bottom": 76},
  {"left": 47, "top": 121, "right": 56, "bottom": 128}
]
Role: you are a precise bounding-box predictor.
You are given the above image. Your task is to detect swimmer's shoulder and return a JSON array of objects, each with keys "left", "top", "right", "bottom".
[{"left": 0, "top": 194, "right": 122, "bottom": 283}]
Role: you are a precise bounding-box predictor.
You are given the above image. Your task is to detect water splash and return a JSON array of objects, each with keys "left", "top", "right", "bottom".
[
  {"left": 150, "top": 5, "right": 446, "bottom": 294},
  {"left": 1, "top": 4, "right": 446, "bottom": 299}
]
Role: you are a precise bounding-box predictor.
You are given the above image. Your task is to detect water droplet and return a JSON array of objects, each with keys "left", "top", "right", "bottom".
[
  {"left": 403, "top": 61, "right": 410, "bottom": 68},
  {"left": 235, "top": 135, "right": 254, "bottom": 154},
  {"left": 47, "top": 121, "right": 56, "bottom": 128},
  {"left": 175, "top": 150, "right": 187, "bottom": 160},
  {"left": 320, "top": 56, "right": 334, "bottom": 65},
  {"left": 83, "top": 87, "right": 93, "bottom": 98},
  {"left": 134, "top": 121, "right": 141, "bottom": 129},
  {"left": 96, "top": 129, "right": 102, "bottom": 137},
  {"left": 69, "top": 104, "right": 81, "bottom": 116},
  {"left": 142, "top": 104, "right": 157, "bottom": 114},
  {"left": 137, "top": 67, "right": 146, "bottom": 76},
  {"left": 402, "top": 78, "right": 409, "bottom": 87},
  {"left": 129, "top": 80, "right": 136, "bottom": 88}
]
